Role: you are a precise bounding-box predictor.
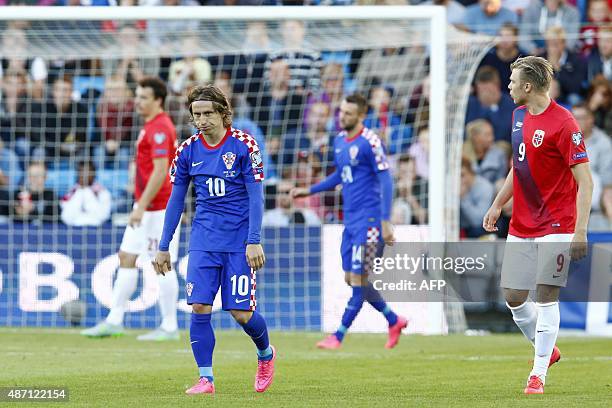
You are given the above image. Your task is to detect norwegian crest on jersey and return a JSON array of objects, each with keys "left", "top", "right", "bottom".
[{"left": 532, "top": 129, "right": 545, "bottom": 147}]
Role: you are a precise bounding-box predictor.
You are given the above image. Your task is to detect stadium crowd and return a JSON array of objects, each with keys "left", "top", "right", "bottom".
[{"left": 0, "top": 0, "right": 610, "bottom": 235}]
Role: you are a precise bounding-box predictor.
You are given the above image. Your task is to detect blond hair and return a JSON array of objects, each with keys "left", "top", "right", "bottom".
[{"left": 510, "top": 56, "right": 554, "bottom": 92}]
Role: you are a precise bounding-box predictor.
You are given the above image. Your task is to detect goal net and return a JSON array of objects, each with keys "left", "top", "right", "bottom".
[{"left": 0, "top": 6, "right": 493, "bottom": 333}]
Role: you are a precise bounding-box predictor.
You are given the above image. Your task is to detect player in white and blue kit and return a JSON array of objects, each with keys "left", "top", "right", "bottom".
[
  {"left": 292, "top": 93, "right": 408, "bottom": 349},
  {"left": 153, "top": 85, "right": 275, "bottom": 395}
]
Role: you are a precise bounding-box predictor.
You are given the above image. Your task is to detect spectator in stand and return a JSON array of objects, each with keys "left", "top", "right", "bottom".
[
  {"left": 263, "top": 20, "right": 322, "bottom": 94},
  {"left": 519, "top": 0, "right": 580, "bottom": 55},
  {"left": 103, "top": 24, "right": 160, "bottom": 93},
  {"left": 572, "top": 103, "right": 612, "bottom": 231},
  {"left": 579, "top": 0, "right": 611, "bottom": 57},
  {"left": 463, "top": 119, "right": 508, "bottom": 184},
  {"left": 391, "top": 154, "right": 427, "bottom": 225},
  {"left": 38, "top": 77, "right": 89, "bottom": 165},
  {"left": 462, "top": 0, "right": 518, "bottom": 36},
  {"left": 0, "top": 69, "right": 27, "bottom": 143},
  {"left": 94, "top": 76, "right": 135, "bottom": 169},
  {"left": 0, "top": 137, "right": 22, "bottom": 193},
  {"left": 549, "top": 77, "right": 571, "bottom": 109},
  {"left": 252, "top": 58, "right": 305, "bottom": 138},
  {"left": 262, "top": 180, "right": 321, "bottom": 227},
  {"left": 501, "top": 0, "right": 531, "bottom": 15},
  {"left": 459, "top": 156, "right": 494, "bottom": 238},
  {"left": 465, "top": 66, "right": 514, "bottom": 142},
  {"left": 586, "top": 74, "right": 612, "bottom": 134},
  {"left": 306, "top": 62, "right": 345, "bottom": 133},
  {"left": 145, "top": 0, "right": 200, "bottom": 52},
  {"left": 364, "top": 84, "right": 413, "bottom": 155},
  {"left": 0, "top": 27, "right": 47, "bottom": 100},
  {"left": 281, "top": 101, "right": 335, "bottom": 175},
  {"left": 406, "top": 75, "right": 430, "bottom": 134},
  {"left": 587, "top": 25, "right": 612, "bottom": 82},
  {"left": 478, "top": 23, "right": 525, "bottom": 93},
  {"left": 541, "top": 26, "right": 588, "bottom": 105},
  {"left": 354, "top": 25, "right": 428, "bottom": 103},
  {"left": 407, "top": 126, "right": 429, "bottom": 180},
  {"left": 423, "top": 0, "right": 466, "bottom": 26},
  {"left": 572, "top": 103, "right": 612, "bottom": 188},
  {"left": 60, "top": 160, "right": 112, "bottom": 227},
  {"left": 11, "top": 161, "right": 59, "bottom": 223},
  {"left": 168, "top": 33, "right": 213, "bottom": 95}
]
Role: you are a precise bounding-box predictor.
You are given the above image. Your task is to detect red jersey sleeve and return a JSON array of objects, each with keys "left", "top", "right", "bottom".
[
  {"left": 556, "top": 117, "right": 589, "bottom": 167},
  {"left": 148, "top": 123, "right": 175, "bottom": 159}
]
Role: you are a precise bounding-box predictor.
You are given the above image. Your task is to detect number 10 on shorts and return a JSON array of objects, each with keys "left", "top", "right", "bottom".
[{"left": 231, "top": 275, "right": 249, "bottom": 296}]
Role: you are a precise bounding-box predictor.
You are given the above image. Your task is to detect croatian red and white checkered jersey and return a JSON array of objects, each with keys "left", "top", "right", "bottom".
[{"left": 169, "top": 127, "right": 264, "bottom": 252}]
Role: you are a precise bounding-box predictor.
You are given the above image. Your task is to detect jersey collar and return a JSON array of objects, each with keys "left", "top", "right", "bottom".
[
  {"left": 344, "top": 125, "right": 364, "bottom": 142},
  {"left": 200, "top": 128, "right": 232, "bottom": 150}
]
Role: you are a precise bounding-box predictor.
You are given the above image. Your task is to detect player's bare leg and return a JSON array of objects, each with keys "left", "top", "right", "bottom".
[
  {"left": 81, "top": 251, "right": 138, "bottom": 337},
  {"left": 231, "top": 310, "right": 276, "bottom": 393}
]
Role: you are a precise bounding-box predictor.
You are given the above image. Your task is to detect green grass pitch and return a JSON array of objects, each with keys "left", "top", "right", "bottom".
[{"left": 0, "top": 328, "right": 610, "bottom": 407}]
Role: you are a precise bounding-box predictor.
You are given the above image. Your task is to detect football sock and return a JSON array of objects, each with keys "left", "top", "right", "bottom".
[
  {"left": 507, "top": 300, "right": 536, "bottom": 346},
  {"left": 335, "top": 286, "right": 364, "bottom": 342},
  {"left": 366, "top": 283, "right": 398, "bottom": 326},
  {"left": 241, "top": 311, "right": 272, "bottom": 361},
  {"left": 191, "top": 313, "right": 215, "bottom": 383},
  {"left": 106, "top": 267, "right": 138, "bottom": 326},
  {"left": 157, "top": 269, "right": 178, "bottom": 332},
  {"left": 531, "top": 302, "right": 560, "bottom": 381}
]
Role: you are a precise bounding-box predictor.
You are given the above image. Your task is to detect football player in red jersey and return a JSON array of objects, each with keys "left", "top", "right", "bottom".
[
  {"left": 483, "top": 56, "right": 593, "bottom": 395},
  {"left": 82, "top": 77, "right": 181, "bottom": 341}
]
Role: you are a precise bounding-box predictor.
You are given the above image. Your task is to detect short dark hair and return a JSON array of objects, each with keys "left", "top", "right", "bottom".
[
  {"left": 499, "top": 22, "right": 518, "bottom": 36},
  {"left": 343, "top": 93, "right": 368, "bottom": 115},
  {"left": 475, "top": 66, "right": 500, "bottom": 84},
  {"left": 77, "top": 160, "right": 96, "bottom": 172},
  {"left": 187, "top": 84, "right": 233, "bottom": 128},
  {"left": 138, "top": 76, "right": 168, "bottom": 106}
]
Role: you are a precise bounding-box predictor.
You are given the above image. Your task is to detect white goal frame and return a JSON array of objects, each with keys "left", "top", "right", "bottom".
[{"left": 0, "top": 4, "right": 447, "bottom": 242}]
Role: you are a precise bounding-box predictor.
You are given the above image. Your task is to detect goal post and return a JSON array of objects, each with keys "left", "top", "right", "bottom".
[{"left": 0, "top": 6, "right": 494, "bottom": 332}]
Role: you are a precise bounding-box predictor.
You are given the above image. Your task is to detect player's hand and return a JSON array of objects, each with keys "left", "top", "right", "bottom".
[
  {"left": 382, "top": 220, "right": 395, "bottom": 246},
  {"left": 482, "top": 205, "right": 501, "bottom": 232},
  {"left": 128, "top": 206, "right": 145, "bottom": 228},
  {"left": 152, "top": 251, "right": 172, "bottom": 276},
  {"left": 246, "top": 244, "right": 265, "bottom": 270},
  {"left": 570, "top": 232, "right": 588, "bottom": 261},
  {"left": 290, "top": 187, "right": 310, "bottom": 199}
]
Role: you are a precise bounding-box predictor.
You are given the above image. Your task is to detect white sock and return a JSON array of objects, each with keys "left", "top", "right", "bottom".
[
  {"left": 507, "top": 300, "right": 537, "bottom": 346},
  {"left": 531, "top": 302, "right": 560, "bottom": 382},
  {"left": 106, "top": 268, "right": 138, "bottom": 326},
  {"left": 157, "top": 269, "right": 179, "bottom": 332}
]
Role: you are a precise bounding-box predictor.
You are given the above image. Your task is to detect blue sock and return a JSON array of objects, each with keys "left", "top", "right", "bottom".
[
  {"left": 366, "top": 284, "right": 398, "bottom": 326},
  {"left": 241, "top": 311, "right": 272, "bottom": 361},
  {"left": 335, "top": 286, "right": 364, "bottom": 342},
  {"left": 190, "top": 313, "right": 215, "bottom": 383}
]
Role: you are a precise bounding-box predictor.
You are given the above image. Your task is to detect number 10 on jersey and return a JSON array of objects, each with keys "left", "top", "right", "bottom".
[{"left": 206, "top": 177, "right": 226, "bottom": 197}]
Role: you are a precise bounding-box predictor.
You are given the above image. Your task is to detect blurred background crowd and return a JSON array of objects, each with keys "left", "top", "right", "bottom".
[{"left": 0, "top": 0, "right": 610, "bottom": 236}]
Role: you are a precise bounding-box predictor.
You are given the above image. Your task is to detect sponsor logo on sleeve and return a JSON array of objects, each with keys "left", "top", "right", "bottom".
[
  {"left": 250, "top": 150, "right": 264, "bottom": 174},
  {"left": 573, "top": 152, "right": 587, "bottom": 160},
  {"left": 154, "top": 132, "right": 167, "bottom": 144},
  {"left": 572, "top": 132, "right": 583, "bottom": 146}
]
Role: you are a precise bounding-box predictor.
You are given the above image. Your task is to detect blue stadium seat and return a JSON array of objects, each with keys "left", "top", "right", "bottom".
[
  {"left": 45, "top": 168, "right": 77, "bottom": 198},
  {"left": 97, "top": 169, "right": 130, "bottom": 199}
]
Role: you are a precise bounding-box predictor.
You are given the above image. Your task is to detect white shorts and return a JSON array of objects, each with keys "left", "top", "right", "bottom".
[
  {"left": 119, "top": 209, "right": 180, "bottom": 262},
  {"left": 500, "top": 233, "right": 574, "bottom": 290}
]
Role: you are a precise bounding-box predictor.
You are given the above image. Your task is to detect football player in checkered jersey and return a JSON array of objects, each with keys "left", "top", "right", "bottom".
[
  {"left": 153, "top": 85, "right": 275, "bottom": 395},
  {"left": 483, "top": 56, "right": 593, "bottom": 395},
  {"left": 82, "top": 77, "right": 181, "bottom": 341},
  {"left": 292, "top": 93, "right": 408, "bottom": 350}
]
